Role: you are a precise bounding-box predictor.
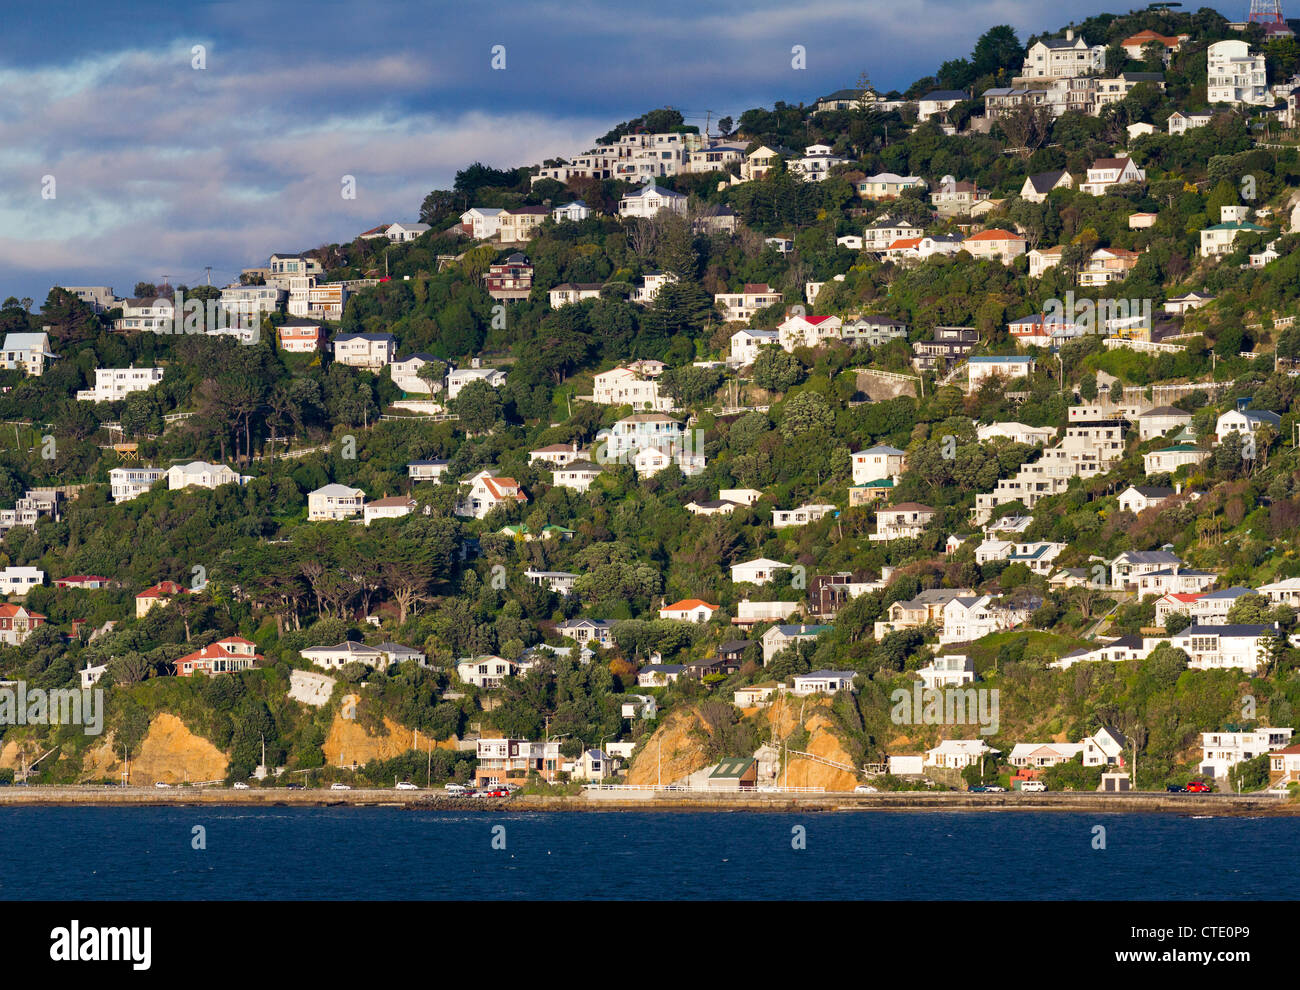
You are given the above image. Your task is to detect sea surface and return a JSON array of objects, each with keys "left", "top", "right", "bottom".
[{"left": 1, "top": 807, "right": 1295, "bottom": 899}]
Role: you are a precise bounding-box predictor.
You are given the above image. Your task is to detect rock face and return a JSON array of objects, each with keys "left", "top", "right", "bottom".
[
  {"left": 322, "top": 699, "right": 458, "bottom": 768},
  {"left": 81, "top": 713, "right": 230, "bottom": 785},
  {"left": 625, "top": 695, "right": 862, "bottom": 791}
]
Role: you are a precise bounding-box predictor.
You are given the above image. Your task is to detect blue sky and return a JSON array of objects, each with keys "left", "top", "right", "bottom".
[{"left": 0, "top": 0, "right": 1238, "bottom": 303}]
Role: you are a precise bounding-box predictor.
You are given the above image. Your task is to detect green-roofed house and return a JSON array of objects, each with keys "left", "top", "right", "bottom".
[
  {"left": 706, "top": 757, "right": 758, "bottom": 791},
  {"left": 850, "top": 477, "right": 895, "bottom": 506},
  {"left": 1143, "top": 442, "right": 1210, "bottom": 476},
  {"left": 1200, "top": 216, "right": 1268, "bottom": 258}
]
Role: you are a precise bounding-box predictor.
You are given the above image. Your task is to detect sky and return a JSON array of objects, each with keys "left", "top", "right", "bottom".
[{"left": 0, "top": 0, "right": 1242, "bottom": 304}]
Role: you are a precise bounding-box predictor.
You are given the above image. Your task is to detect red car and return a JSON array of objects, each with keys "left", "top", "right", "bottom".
[{"left": 1185, "top": 781, "right": 1212, "bottom": 793}]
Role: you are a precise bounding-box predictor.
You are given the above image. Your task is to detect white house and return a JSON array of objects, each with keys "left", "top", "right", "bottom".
[
  {"left": 389, "top": 354, "right": 442, "bottom": 395},
  {"left": 772, "top": 503, "right": 836, "bottom": 529},
  {"left": 445, "top": 365, "right": 507, "bottom": 400},
  {"left": 332, "top": 332, "right": 396, "bottom": 370},
  {"left": 730, "top": 558, "right": 791, "bottom": 586},
  {"left": 308, "top": 483, "right": 366, "bottom": 521},
  {"left": 1079, "top": 157, "right": 1145, "bottom": 195},
  {"left": 939, "top": 595, "right": 1028, "bottom": 645},
  {"left": 1200, "top": 727, "right": 1294, "bottom": 779},
  {"left": 386, "top": 222, "right": 430, "bottom": 242},
  {"left": 460, "top": 207, "right": 503, "bottom": 239},
  {"left": 524, "top": 569, "right": 579, "bottom": 595},
  {"left": 456, "top": 655, "right": 519, "bottom": 688},
  {"left": 1207, "top": 40, "right": 1269, "bottom": 106},
  {"left": 167, "top": 461, "right": 243, "bottom": 491},
  {"left": 1020, "top": 29, "right": 1106, "bottom": 79},
  {"left": 407, "top": 460, "right": 450, "bottom": 483},
  {"left": 659, "top": 599, "right": 719, "bottom": 623},
  {"left": 869, "top": 502, "right": 935, "bottom": 542},
  {"left": 363, "top": 495, "right": 416, "bottom": 526},
  {"left": 1216, "top": 406, "right": 1281, "bottom": 442},
  {"left": 0, "top": 332, "right": 57, "bottom": 376},
  {"left": 300, "top": 640, "right": 385, "bottom": 671},
  {"left": 728, "top": 327, "right": 779, "bottom": 366},
  {"left": 619, "top": 182, "right": 688, "bottom": 218},
  {"left": 552, "top": 200, "right": 591, "bottom": 223},
  {"left": 455, "top": 471, "right": 527, "bottom": 519},
  {"left": 761, "top": 624, "right": 832, "bottom": 663},
  {"left": 109, "top": 466, "right": 165, "bottom": 503},
  {"left": 1117, "top": 485, "right": 1175, "bottom": 515},
  {"left": 591, "top": 366, "right": 672, "bottom": 412},
  {"left": 0, "top": 566, "right": 44, "bottom": 596},
  {"left": 714, "top": 284, "right": 783, "bottom": 322},
  {"left": 1259, "top": 577, "right": 1300, "bottom": 608},
  {"left": 917, "top": 654, "right": 975, "bottom": 690},
  {"left": 1137, "top": 405, "right": 1193, "bottom": 441},
  {"left": 1167, "top": 110, "right": 1214, "bottom": 135},
  {"left": 851, "top": 445, "right": 905, "bottom": 484},
  {"left": 551, "top": 461, "right": 604, "bottom": 492},
  {"left": 76, "top": 365, "right": 164, "bottom": 403},
  {"left": 1143, "top": 443, "right": 1209, "bottom": 476},
  {"left": 968, "top": 356, "right": 1034, "bottom": 390},
  {"left": 1171, "top": 623, "right": 1279, "bottom": 673},
  {"left": 790, "top": 670, "right": 857, "bottom": 696},
  {"left": 925, "top": 739, "right": 998, "bottom": 770}
]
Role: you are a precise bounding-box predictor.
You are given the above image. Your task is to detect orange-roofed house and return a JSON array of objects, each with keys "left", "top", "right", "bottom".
[
  {"left": 1120, "top": 30, "right": 1187, "bottom": 60},
  {"left": 456, "top": 470, "right": 528, "bottom": 519},
  {"left": 136, "top": 580, "right": 190, "bottom": 619},
  {"left": 963, "top": 228, "right": 1028, "bottom": 262},
  {"left": 0, "top": 603, "right": 46, "bottom": 645},
  {"left": 659, "top": 599, "right": 720, "bottom": 623},
  {"left": 176, "top": 637, "right": 263, "bottom": 676}
]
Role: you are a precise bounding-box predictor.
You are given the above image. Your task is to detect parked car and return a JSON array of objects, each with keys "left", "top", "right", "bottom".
[
  {"left": 154, "top": 781, "right": 172, "bottom": 789},
  {"left": 1185, "top": 781, "right": 1212, "bottom": 793},
  {"left": 983, "top": 785, "right": 1006, "bottom": 792},
  {"left": 854, "top": 784, "right": 878, "bottom": 793},
  {"left": 395, "top": 781, "right": 419, "bottom": 791},
  {"left": 1020, "top": 780, "right": 1047, "bottom": 793},
  {"left": 444, "top": 783, "right": 468, "bottom": 796},
  {"left": 286, "top": 783, "right": 304, "bottom": 790},
  {"left": 330, "top": 783, "right": 352, "bottom": 791},
  {"left": 1166, "top": 783, "right": 1187, "bottom": 792},
  {"left": 232, "top": 782, "right": 250, "bottom": 790},
  {"left": 968, "top": 785, "right": 989, "bottom": 792}
]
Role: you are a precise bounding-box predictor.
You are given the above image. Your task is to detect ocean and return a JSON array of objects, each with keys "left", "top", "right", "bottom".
[{"left": 1, "top": 807, "right": 1293, "bottom": 900}]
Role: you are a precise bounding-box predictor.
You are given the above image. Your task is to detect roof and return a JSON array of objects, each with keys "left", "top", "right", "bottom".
[
  {"left": 1176, "top": 624, "right": 1275, "bottom": 637},
  {"left": 966, "top": 229, "right": 1026, "bottom": 241},
  {"left": 920, "top": 90, "right": 968, "bottom": 101},
  {"left": 709, "top": 757, "right": 756, "bottom": 779},
  {"left": 1024, "top": 170, "right": 1069, "bottom": 194},
  {"left": 662, "top": 598, "right": 719, "bottom": 611},
  {"left": 854, "top": 444, "right": 905, "bottom": 456}
]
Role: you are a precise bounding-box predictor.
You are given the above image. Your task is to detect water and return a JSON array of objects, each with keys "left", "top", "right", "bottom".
[{"left": 1, "top": 807, "right": 1295, "bottom": 899}]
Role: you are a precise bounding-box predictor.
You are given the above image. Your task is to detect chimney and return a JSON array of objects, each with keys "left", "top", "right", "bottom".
[{"left": 1066, "top": 27, "right": 1074, "bottom": 41}]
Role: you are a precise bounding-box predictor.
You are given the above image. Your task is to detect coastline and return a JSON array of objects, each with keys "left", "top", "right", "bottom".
[{"left": 0, "top": 786, "right": 1293, "bottom": 815}]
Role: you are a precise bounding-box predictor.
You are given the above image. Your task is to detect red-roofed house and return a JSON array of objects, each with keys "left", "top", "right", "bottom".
[
  {"left": 456, "top": 470, "right": 528, "bottom": 519},
  {"left": 1120, "top": 30, "right": 1187, "bottom": 60},
  {"left": 55, "top": 575, "right": 110, "bottom": 590},
  {"left": 659, "top": 599, "right": 719, "bottom": 622},
  {"left": 136, "top": 580, "right": 190, "bottom": 619},
  {"left": 778, "top": 314, "right": 843, "bottom": 351},
  {"left": 0, "top": 603, "right": 46, "bottom": 645},
  {"left": 176, "top": 637, "right": 263, "bottom": 676},
  {"left": 963, "top": 228, "right": 1027, "bottom": 262}
]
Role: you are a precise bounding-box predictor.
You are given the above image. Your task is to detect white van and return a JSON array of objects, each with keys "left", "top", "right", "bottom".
[{"left": 1020, "top": 780, "right": 1047, "bottom": 793}]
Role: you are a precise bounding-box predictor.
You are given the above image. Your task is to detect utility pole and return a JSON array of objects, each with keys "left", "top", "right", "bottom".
[{"left": 205, "top": 266, "right": 212, "bottom": 286}]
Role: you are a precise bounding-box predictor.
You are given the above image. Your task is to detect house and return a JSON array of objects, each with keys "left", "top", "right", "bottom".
[
  {"left": 76, "top": 365, "right": 164, "bottom": 402},
  {"left": 1259, "top": 577, "right": 1300, "bottom": 608},
  {"left": 1136, "top": 406, "right": 1193, "bottom": 441},
  {"left": 1108, "top": 549, "right": 1182, "bottom": 589},
  {"left": 911, "top": 326, "right": 978, "bottom": 372},
  {"left": 967, "top": 356, "right": 1034, "bottom": 390},
  {"left": 872, "top": 588, "right": 974, "bottom": 639},
  {"left": 552, "top": 200, "right": 591, "bottom": 223},
  {"left": 135, "top": 580, "right": 188, "bottom": 619},
  {"left": 761, "top": 624, "right": 831, "bottom": 663},
  {"left": 706, "top": 757, "right": 758, "bottom": 791},
  {"left": 739, "top": 144, "right": 791, "bottom": 182},
  {"left": 870, "top": 502, "right": 935, "bottom": 542},
  {"left": 1093, "top": 72, "right": 1166, "bottom": 112},
  {"left": 1020, "top": 29, "right": 1106, "bottom": 79},
  {"left": 778, "top": 314, "right": 843, "bottom": 352},
  {"left": 604, "top": 413, "right": 686, "bottom": 458},
  {"left": 529, "top": 443, "right": 588, "bottom": 467},
  {"left": 1121, "top": 29, "right": 1186, "bottom": 59},
  {"left": 1200, "top": 217, "right": 1268, "bottom": 258},
  {"left": 1051, "top": 635, "right": 1151, "bottom": 670},
  {"left": 497, "top": 207, "right": 549, "bottom": 243},
  {"left": 714, "top": 283, "right": 783, "bottom": 323},
  {"left": 659, "top": 599, "right": 718, "bottom": 623},
  {"left": 930, "top": 181, "right": 987, "bottom": 216},
  {"left": 938, "top": 594, "right": 1029, "bottom": 645},
  {"left": 1171, "top": 623, "right": 1279, "bottom": 673},
  {"left": 460, "top": 207, "right": 503, "bottom": 240},
  {"left": 1078, "top": 247, "right": 1142, "bottom": 286},
  {"left": 55, "top": 575, "right": 109, "bottom": 590},
  {"left": 590, "top": 366, "right": 672, "bottom": 412},
  {"left": 728, "top": 327, "right": 780, "bottom": 366},
  {"left": 1019, "top": 170, "right": 1073, "bottom": 203},
  {"left": 0, "top": 332, "right": 57, "bottom": 376},
  {"left": 483, "top": 253, "right": 533, "bottom": 301},
  {"left": 1216, "top": 405, "right": 1282, "bottom": 442},
  {"left": 962, "top": 229, "right": 1027, "bottom": 262},
  {"left": 808, "top": 571, "right": 888, "bottom": 619},
  {"left": 364, "top": 495, "right": 416, "bottom": 526},
  {"left": 58, "top": 285, "right": 118, "bottom": 312},
  {"left": 863, "top": 217, "right": 924, "bottom": 252},
  {"left": 109, "top": 466, "right": 165, "bottom": 503},
  {"left": 1080, "top": 727, "right": 1128, "bottom": 767},
  {"left": 1206, "top": 40, "right": 1269, "bottom": 106},
  {"left": 1167, "top": 110, "right": 1213, "bottom": 136},
  {"left": 925, "top": 739, "right": 998, "bottom": 770},
  {"left": 456, "top": 655, "right": 519, "bottom": 688},
  {"left": 1163, "top": 291, "right": 1213, "bottom": 316},
  {"left": 789, "top": 144, "right": 849, "bottom": 181},
  {"left": 407, "top": 460, "right": 450, "bottom": 482},
  {"left": 1200, "top": 727, "right": 1295, "bottom": 779},
  {"left": 1269, "top": 744, "right": 1300, "bottom": 788},
  {"left": 619, "top": 182, "right": 687, "bottom": 218},
  {"left": 1143, "top": 443, "right": 1209, "bottom": 476},
  {"left": 974, "top": 540, "right": 1064, "bottom": 574},
  {"left": 1117, "top": 485, "right": 1175, "bottom": 514},
  {"left": 278, "top": 319, "right": 326, "bottom": 353},
  {"left": 917, "top": 90, "right": 968, "bottom": 121},
  {"left": 0, "top": 566, "right": 44, "bottom": 596},
  {"left": 1009, "top": 742, "right": 1084, "bottom": 768},
  {"left": 1079, "top": 157, "right": 1145, "bottom": 196},
  {"left": 637, "top": 664, "right": 686, "bottom": 687},
  {"left": 851, "top": 445, "right": 906, "bottom": 484},
  {"left": 791, "top": 670, "right": 857, "bottom": 696},
  {"left": 976, "top": 422, "right": 1057, "bottom": 445},
  {"left": 731, "top": 558, "right": 791, "bottom": 586},
  {"left": 735, "top": 685, "right": 779, "bottom": 708},
  {"left": 841, "top": 316, "right": 908, "bottom": 347},
  {"left": 175, "top": 637, "right": 262, "bottom": 676},
  {"left": 167, "top": 461, "right": 243, "bottom": 491},
  {"left": 445, "top": 366, "right": 507, "bottom": 400},
  {"left": 551, "top": 461, "right": 604, "bottom": 493},
  {"left": 633, "top": 444, "right": 705, "bottom": 478},
  {"left": 1027, "top": 246, "right": 1064, "bottom": 278},
  {"left": 554, "top": 618, "right": 615, "bottom": 646},
  {"left": 1156, "top": 587, "right": 1254, "bottom": 626},
  {"left": 475, "top": 738, "right": 562, "bottom": 787},
  {"left": 308, "top": 484, "right": 365, "bottom": 521},
  {"left": 455, "top": 471, "right": 527, "bottom": 519},
  {"left": 524, "top": 569, "right": 578, "bottom": 595},
  {"left": 569, "top": 748, "right": 615, "bottom": 782},
  {"left": 548, "top": 282, "right": 604, "bottom": 308},
  {"left": 388, "top": 354, "right": 442, "bottom": 395},
  {"left": 0, "top": 604, "right": 46, "bottom": 645},
  {"left": 917, "top": 654, "right": 975, "bottom": 690},
  {"left": 332, "top": 332, "right": 396, "bottom": 370},
  {"left": 733, "top": 599, "right": 803, "bottom": 628},
  {"left": 631, "top": 271, "right": 677, "bottom": 305},
  {"left": 856, "top": 173, "right": 926, "bottom": 199},
  {"left": 772, "top": 503, "right": 836, "bottom": 529},
  {"left": 385, "top": 222, "right": 429, "bottom": 243}
]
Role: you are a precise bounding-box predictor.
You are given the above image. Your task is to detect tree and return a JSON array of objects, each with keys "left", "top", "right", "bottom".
[
  {"left": 454, "top": 379, "right": 503, "bottom": 433},
  {"left": 751, "top": 348, "right": 804, "bottom": 392}
]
